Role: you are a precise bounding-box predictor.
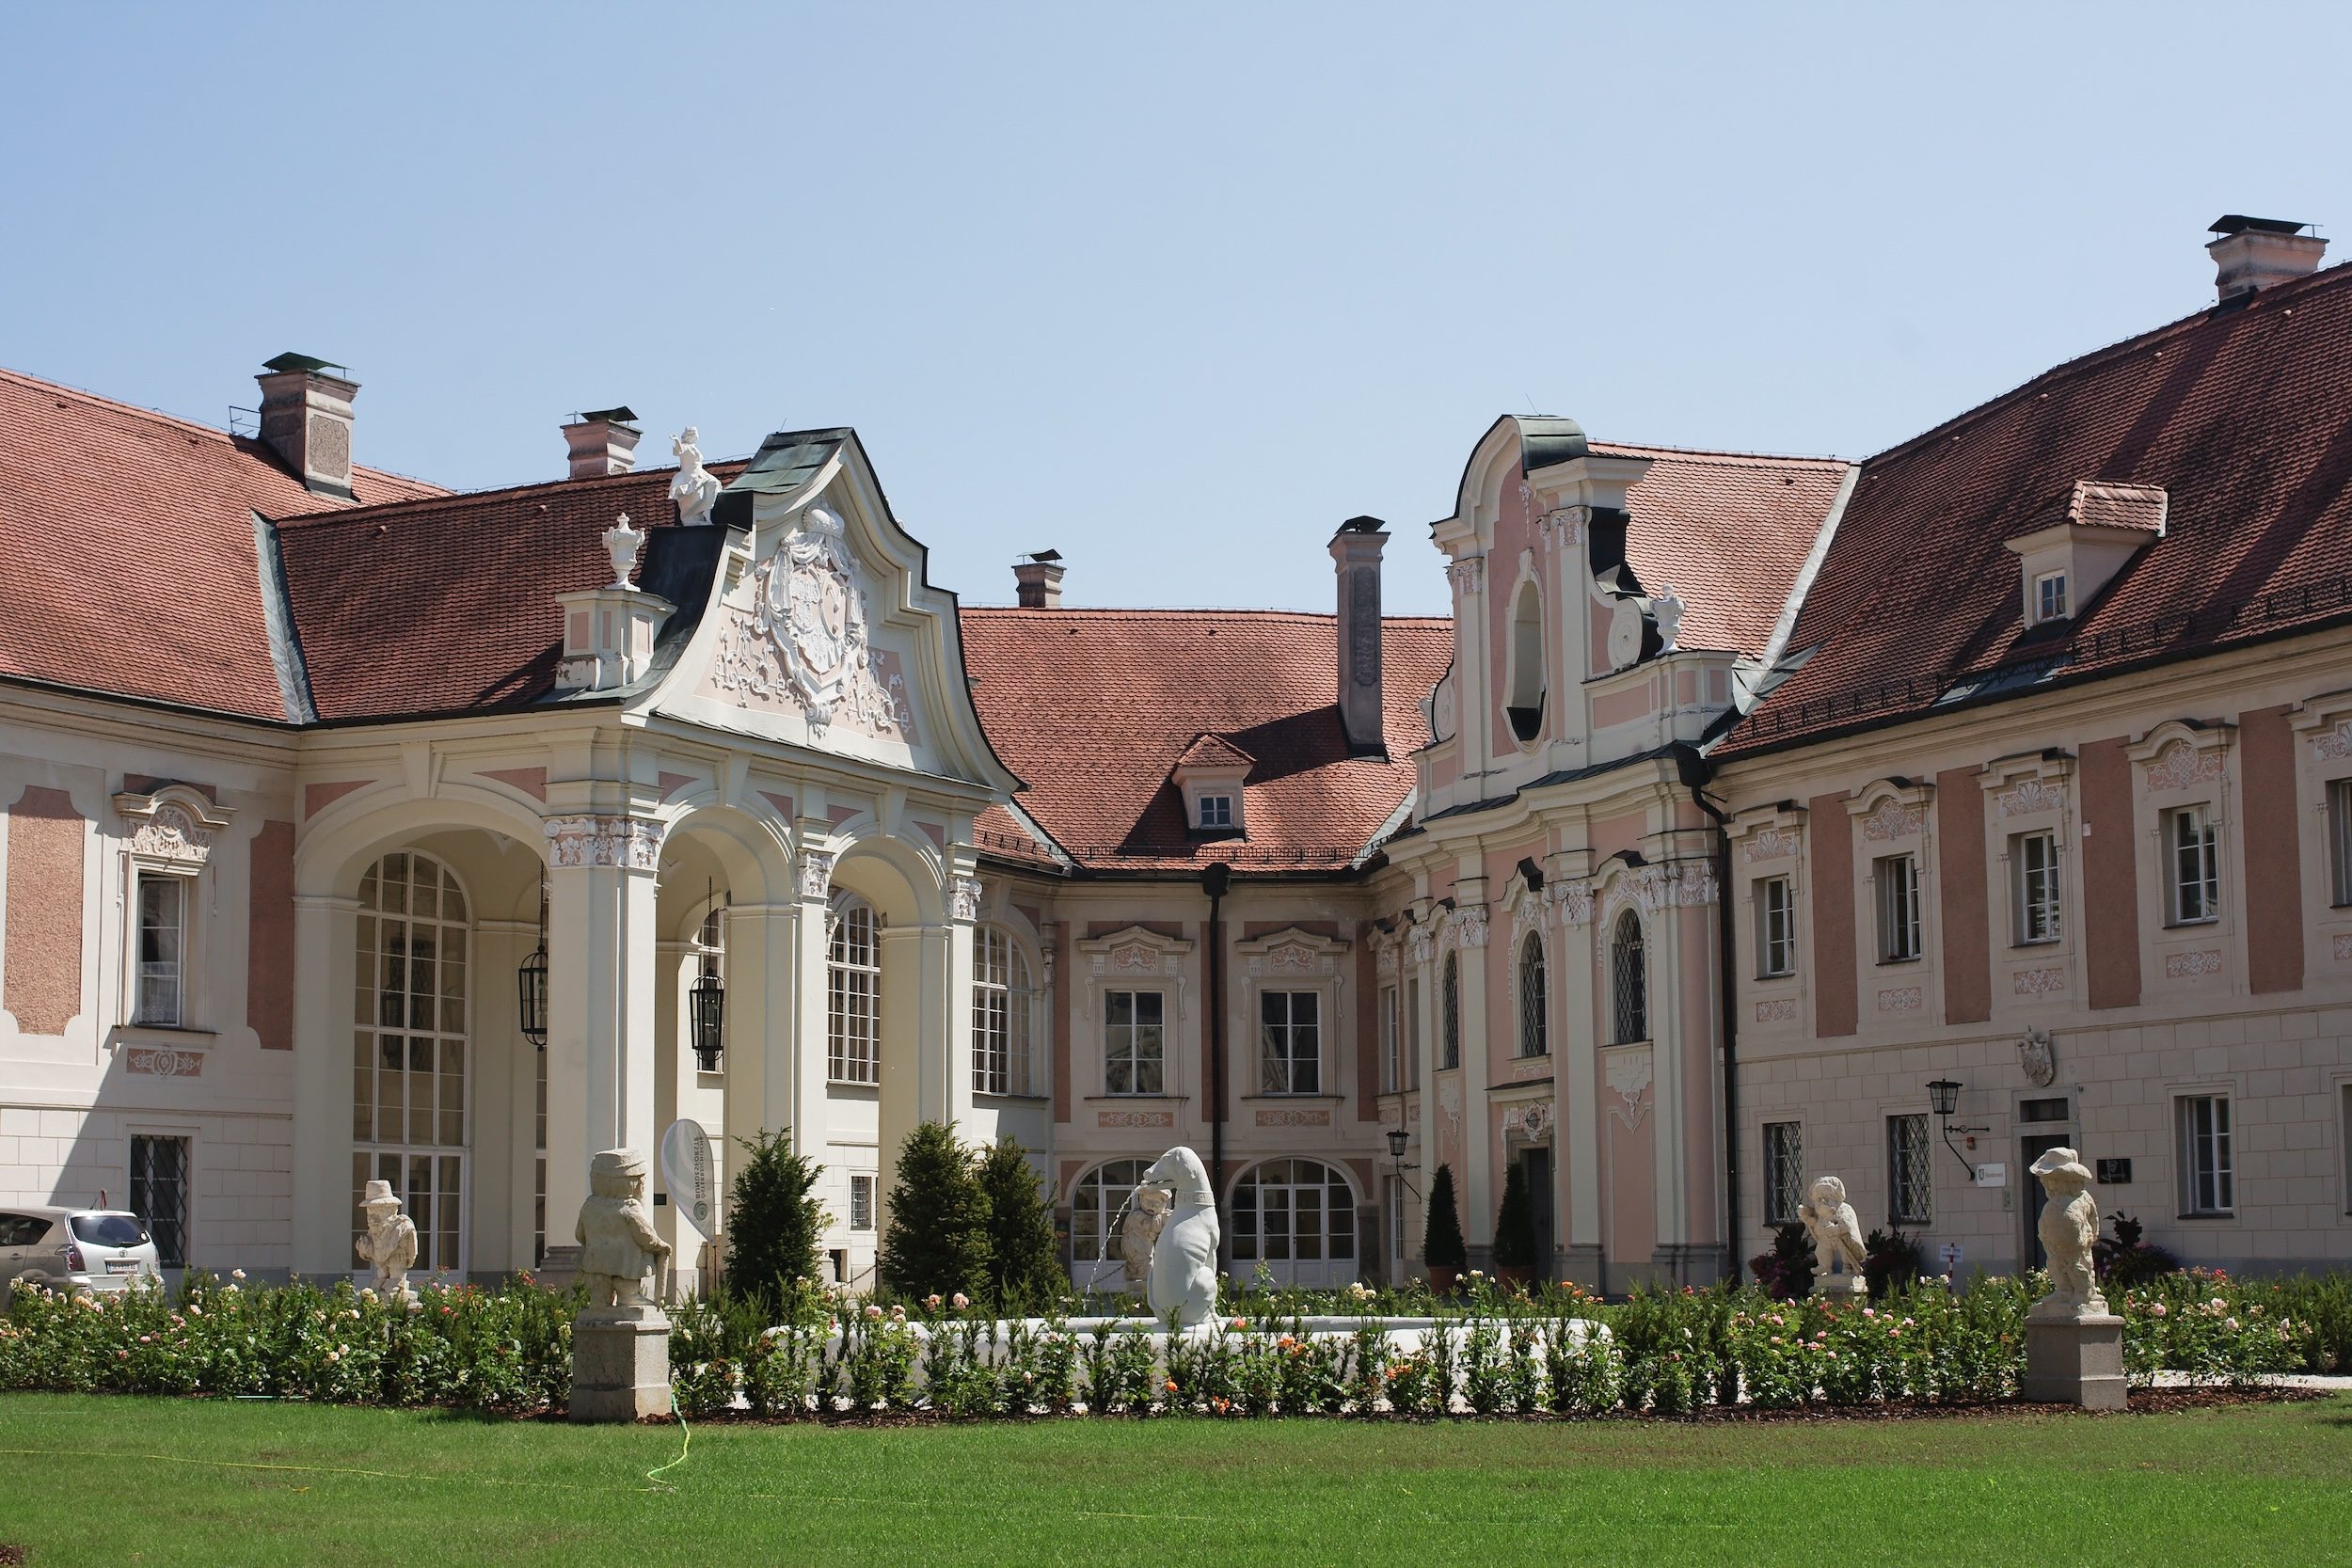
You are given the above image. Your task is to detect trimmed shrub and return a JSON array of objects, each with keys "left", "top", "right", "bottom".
[
  {"left": 877, "top": 1120, "right": 993, "bottom": 1302},
  {"left": 1491, "top": 1162, "right": 1539, "bottom": 1271},
  {"left": 976, "top": 1138, "right": 1067, "bottom": 1310},
  {"left": 1422, "top": 1163, "right": 1469, "bottom": 1273},
  {"left": 1749, "top": 1222, "right": 1816, "bottom": 1301},
  {"left": 723, "top": 1129, "right": 830, "bottom": 1301}
]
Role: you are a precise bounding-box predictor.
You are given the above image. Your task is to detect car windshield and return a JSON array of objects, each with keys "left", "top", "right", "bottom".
[{"left": 70, "top": 1213, "right": 149, "bottom": 1249}]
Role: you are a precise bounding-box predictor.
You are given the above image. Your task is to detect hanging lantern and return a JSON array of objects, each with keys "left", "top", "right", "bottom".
[
  {"left": 517, "top": 945, "right": 548, "bottom": 1051},
  {"left": 690, "top": 970, "right": 724, "bottom": 1071}
]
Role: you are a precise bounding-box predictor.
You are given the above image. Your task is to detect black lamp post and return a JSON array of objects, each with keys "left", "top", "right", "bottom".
[
  {"left": 1926, "top": 1077, "right": 1987, "bottom": 1179},
  {"left": 690, "top": 970, "right": 725, "bottom": 1071},
  {"left": 516, "top": 945, "right": 548, "bottom": 1052}
]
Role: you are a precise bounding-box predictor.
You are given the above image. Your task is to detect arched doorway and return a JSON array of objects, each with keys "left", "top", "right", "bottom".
[
  {"left": 1068, "top": 1157, "right": 1153, "bottom": 1293},
  {"left": 1230, "top": 1158, "right": 1359, "bottom": 1289}
]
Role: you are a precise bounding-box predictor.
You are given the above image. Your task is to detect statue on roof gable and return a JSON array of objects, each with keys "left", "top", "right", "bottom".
[
  {"left": 1651, "top": 585, "right": 1686, "bottom": 654},
  {"left": 671, "top": 426, "right": 722, "bottom": 527}
]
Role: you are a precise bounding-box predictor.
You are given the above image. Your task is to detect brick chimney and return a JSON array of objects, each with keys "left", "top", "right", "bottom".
[
  {"left": 255, "top": 352, "right": 358, "bottom": 499},
  {"left": 2207, "top": 215, "right": 2327, "bottom": 304},
  {"left": 1013, "top": 550, "right": 1065, "bottom": 609},
  {"left": 564, "top": 407, "right": 643, "bottom": 479},
  {"left": 1331, "top": 515, "right": 1388, "bottom": 755}
]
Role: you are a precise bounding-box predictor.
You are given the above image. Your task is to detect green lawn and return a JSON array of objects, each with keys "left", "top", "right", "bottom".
[{"left": 0, "top": 1394, "right": 2346, "bottom": 1566}]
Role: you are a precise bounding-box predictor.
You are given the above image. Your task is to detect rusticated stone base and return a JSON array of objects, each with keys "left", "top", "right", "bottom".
[{"left": 2022, "top": 1313, "right": 2127, "bottom": 1409}]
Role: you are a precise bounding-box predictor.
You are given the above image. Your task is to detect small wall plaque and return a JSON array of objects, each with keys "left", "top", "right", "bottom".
[
  {"left": 2096, "top": 1158, "right": 2131, "bottom": 1185},
  {"left": 1972, "top": 1162, "right": 2007, "bottom": 1188}
]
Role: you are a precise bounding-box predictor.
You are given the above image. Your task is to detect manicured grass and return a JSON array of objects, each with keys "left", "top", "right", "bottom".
[{"left": 0, "top": 1394, "right": 2347, "bottom": 1566}]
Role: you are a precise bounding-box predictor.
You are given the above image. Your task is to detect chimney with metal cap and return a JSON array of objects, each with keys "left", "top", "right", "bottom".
[
  {"left": 255, "top": 352, "right": 358, "bottom": 499},
  {"left": 564, "top": 406, "right": 643, "bottom": 479},
  {"left": 2207, "top": 214, "right": 2327, "bottom": 304},
  {"left": 1331, "top": 515, "right": 1389, "bottom": 755},
  {"left": 1013, "top": 549, "right": 1065, "bottom": 609}
]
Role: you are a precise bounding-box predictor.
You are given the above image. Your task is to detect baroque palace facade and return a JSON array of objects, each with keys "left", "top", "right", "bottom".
[{"left": 4, "top": 217, "right": 2351, "bottom": 1291}]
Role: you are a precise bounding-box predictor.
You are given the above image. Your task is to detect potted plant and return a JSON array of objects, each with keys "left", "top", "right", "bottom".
[
  {"left": 1490, "top": 1162, "right": 1539, "bottom": 1288},
  {"left": 1422, "top": 1162, "right": 1469, "bottom": 1294}
]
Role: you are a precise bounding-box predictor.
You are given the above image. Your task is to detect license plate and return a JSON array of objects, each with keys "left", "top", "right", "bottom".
[{"left": 104, "top": 1259, "right": 138, "bottom": 1275}]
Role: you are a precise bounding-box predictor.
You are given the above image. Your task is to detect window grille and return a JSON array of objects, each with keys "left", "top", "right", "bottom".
[
  {"left": 1762, "top": 1121, "right": 1804, "bottom": 1226},
  {"left": 827, "top": 897, "right": 881, "bottom": 1084},
  {"left": 1439, "top": 954, "right": 1461, "bottom": 1069},
  {"left": 1517, "top": 932, "right": 1548, "bottom": 1057},
  {"left": 1887, "top": 1114, "right": 1931, "bottom": 1225},
  {"left": 850, "top": 1174, "right": 876, "bottom": 1231},
  {"left": 1611, "top": 911, "right": 1647, "bottom": 1043},
  {"left": 130, "top": 1134, "right": 189, "bottom": 1268}
]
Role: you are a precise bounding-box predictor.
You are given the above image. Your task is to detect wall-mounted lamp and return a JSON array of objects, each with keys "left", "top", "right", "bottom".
[
  {"left": 516, "top": 945, "right": 548, "bottom": 1051},
  {"left": 690, "top": 970, "right": 725, "bottom": 1071},
  {"left": 1926, "top": 1077, "right": 1988, "bottom": 1180},
  {"left": 1384, "top": 1127, "right": 1421, "bottom": 1198}
]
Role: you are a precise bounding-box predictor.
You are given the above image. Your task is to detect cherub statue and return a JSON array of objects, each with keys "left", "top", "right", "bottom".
[
  {"left": 1800, "top": 1175, "right": 1868, "bottom": 1295},
  {"left": 353, "top": 1179, "right": 418, "bottom": 1299},
  {"left": 2028, "top": 1148, "right": 2107, "bottom": 1319},
  {"left": 575, "top": 1148, "right": 672, "bottom": 1312},
  {"left": 670, "top": 426, "right": 722, "bottom": 527},
  {"left": 1120, "top": 1185, "right": 1169, "bottom": 1285}
]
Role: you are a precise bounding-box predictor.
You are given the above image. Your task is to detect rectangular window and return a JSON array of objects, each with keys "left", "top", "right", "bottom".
[
  {"left": 2179, "top": 1095, "right": 2234, "bottom": 1215},
  {"left": 1259, "top": 990, "right": 1321, "bottom": 1095},
  {"left": 1104, "top": 990, "right": 1165, "bottom": 1096},
  {"left": 850, "top": 1174, "right": 876, "bottom": 1231},
  {"left": 1756, "top": 876, "right": 1795, "bottom": 978},
  {"left": 129, "top": 1134, "right": 189, "bottom": 1268},
  {"left": 2342, "top": 1085, "right": 2352, "bottom": 1215},
  {"left": 1405, "top": 975, "right": 1422, "bottom": 1089},
  {"left": 1886, "top": 1114, "right": 1931, "bottom": 1226},
  {"left": 1379, "top": 983, "right": 1401, "bottom": 1094},
  {"left": 2329, "top": 780, "right": 2352, "bottom": 908},
  {"left": 1198, "top": 795, "right": 1233, "bottom": 830},
  {"left": 2019, "top": 1096, "right": 2071, "bottom": 1124},
  {"left": 1439, "top": 956, "right": 1461, "bottom": 1070},
  {"left": 134, "top": 874, "right": 185, "bottom": 1026},
  {"left": 827, "top": 902, "right": 882, "bottom": 1085},
  {"left": 2035, "top": 571, "right": 2070, "bottom": 622},
  {"left": 2167, "top": 806, "right": 2220, "bottom": 925},
  {"left": 1874, "top": 854, "right": 1921, "bottom": 962},
  {"left": 1762, "top": 1121, "right": 1804, "bottom": 1226},
  {"left": 2014, "top": 831, "right": 2061, "bottom": 944}
]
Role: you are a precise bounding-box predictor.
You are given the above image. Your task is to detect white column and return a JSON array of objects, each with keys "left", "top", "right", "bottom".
[
  {"left": 542, "top": 815, "right": 662, "bottom": 1227},
  {"left": 1454, "top": 892, "right": 1495, "bottom": 1259},
  {"left": 787, "top": 847, "right": 833, "bottom": 1156},
  {"left": 291, "top": 892, "right": 359, "bottom": 1275},
  {"left": 942, "top": 871, "right": 981, "bottom": 1129},
  {"left": 1556, "top": 892, "right": 1604, "bottom": 1276}
]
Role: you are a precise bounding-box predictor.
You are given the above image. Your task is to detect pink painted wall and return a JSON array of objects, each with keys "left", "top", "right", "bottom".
[
  {"left": 3, "top": 786, "right": 82, "bottom": 1037},
  {"left": 1604, "top": 1066, "right": 1656, "bottom": 1269},
  {"left": 1807, "top": 791, "right": 1856, "bottom": 1036},
  {"left": 1591, "top": 681, "right": 1658, "bottom": 730},
  {"left": 1484, "top": 466, "right": 1541, "bottom": 750},
  {"left": 2079, "top": 738, "right": 2141, "bottom": 1009},
  {"left": 1676, "top": 901, "right": 1718, "bottom": 1240},
  {"left": 1936, "top": 768, "right": 1990, "bottom": 1024},
  {"left": 2241, "top": 705, "right": 2306, "bottom": 994}
]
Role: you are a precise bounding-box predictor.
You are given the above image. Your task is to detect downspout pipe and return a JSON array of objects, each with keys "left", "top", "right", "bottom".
[
  {"left": 1201, "top": 862, "right": 1232, "bottom": 1274},
  {"left": 1674, "top": 745, "right": 1742, "bottom": 1285}
]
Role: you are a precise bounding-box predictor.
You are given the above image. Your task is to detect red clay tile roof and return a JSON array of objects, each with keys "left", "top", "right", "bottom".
[
  {"left": 1173, "top": 734, "right": 1256, "bottom": 769},
  {"left": 0, "top": 367, "right": 442, "bottom": 721},
  {"left": 1721, "top": 261, "right": 2352, "bottom": 757},
  {"left": 276, "top": 469, "right": 693, "bottom": 722},
  {"left": 1597, "top": 442, "right": 1852, "bottom": 658},
  {"left": 959, "top": 608, "right": 1454, "bottom": 872}
]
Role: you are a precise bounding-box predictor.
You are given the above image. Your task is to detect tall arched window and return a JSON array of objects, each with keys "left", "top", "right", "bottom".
[
  {"left": 1517, "top": 931, "right": 1549, "bottom": 1058},
  {"left": 973, "top": 925, "right": 1035, "bottom": 1096},
  {"left": 828, "top": 895, "right": 881, "bottom": 1084},
  {"left": 353, "top": 849, "right": 469, "bottom": 1274},
  {"left": 1439, "top": 951, "right": 1461, "bottom": 1069},
  {"left": 1612, "top": 910, "right": 1648, "bottom": 1044},
  {"left": 1231, "top": 1158, "right": 1357, "bottom": 1285},
  {"left": 1069, "top": 1158, "right": 1153, "bottom": 1270},
  {"left": 1505, "top": 579, "right": 1546, "bottom": 744}
]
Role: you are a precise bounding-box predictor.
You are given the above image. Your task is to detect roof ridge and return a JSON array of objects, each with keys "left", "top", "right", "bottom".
[
  {"left": 0, "top": 363, "right": 446, "bottom": 499},
  {"left": 1595, "top": 440, "right": 1854, "bottom": 467},
  {"left": 274, "top": 460, "right": 736, "bottom": 528},
  {"left": 961, "top": 606, "right": 1453, "bottom": 623}
]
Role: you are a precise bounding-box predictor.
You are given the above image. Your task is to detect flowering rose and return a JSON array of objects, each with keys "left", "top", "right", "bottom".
[
  {"left": 2153, "top": 1303, "right": 2168, "bottom": 1318},
  {"left": 864, "top": 1304, "right": 883, "bottom": 1321},
  {"left": 951, "top": 1292, "right": 969, "bottom": 1310},
  {"left": 924, "top": 1294, "right": 944, "bottom": 1311},
  {"left": 231, "top": 1269, "right": 246, "bottom": 1280},
  {"left": 2226, "top": 1317, "right": 2240, "bottom": 1332}
]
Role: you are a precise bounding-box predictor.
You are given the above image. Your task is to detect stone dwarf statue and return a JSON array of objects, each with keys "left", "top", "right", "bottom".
[
  {"left": 575, "top": 1148, "right": 672, "bottom": 1312},
  {"left": 1800, "top": 1175, "right": 1869, "bottom": 1295},
  {"left": 2027, "top": 1147, "right": 2108, "bottom": 1320},
  {"left": 353, "top": 1179, "right": 418, "bottom": 1299},
  {"left": 1119, "top": 1185, "right": 1170, "bottom": 1285}
]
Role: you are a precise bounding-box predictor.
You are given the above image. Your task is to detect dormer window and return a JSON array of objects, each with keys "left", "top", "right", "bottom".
[
  {"left": 1198, "top": 794, "right": 1234, "bottom": 831},
  {"left": 2034, "top": 571, "right": 2069, "bottom": 623},
  {"left": 1171, "top": 733, "right": 1252, "bottom": 839}
]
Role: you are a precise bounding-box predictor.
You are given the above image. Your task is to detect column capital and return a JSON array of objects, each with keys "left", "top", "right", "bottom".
[
  {"left": 946, "top": 873, "right": 981, "bottom": 923},
  {"left": 795, "top": 846, "right": 836, "bottom": 900},
  {"left": 544, "top": 814, "right": 665, "bottom": 872}
]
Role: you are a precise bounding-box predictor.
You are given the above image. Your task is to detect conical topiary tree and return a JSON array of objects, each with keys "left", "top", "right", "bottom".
[
  {"left": 1422, "top": 1162, "right": 1469, "bottom": 1273},
  {"left": 977, "top": 1137, "right": 1067, "bottom": 1309},
  {"left": 723, "top": 1129, "right": 829, "bottom": 1303},
  {"left": 1491, "top": 1161, "right": 1539, "bottom": 1271},
  {"left": 877, "top": 1120, "right": 993, "bottom": 1301}
]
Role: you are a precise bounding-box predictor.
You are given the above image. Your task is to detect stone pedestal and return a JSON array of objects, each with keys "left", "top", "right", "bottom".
[
  {"left": 2022, "top": 1311, "right": 2126, "bottom": 1409},
  {"left": 1810, "top": 1269, "right": 1867, "bottom": 1298},
  {"left": 570, "top": 1306, "right": 672, "bottom": 1422}
]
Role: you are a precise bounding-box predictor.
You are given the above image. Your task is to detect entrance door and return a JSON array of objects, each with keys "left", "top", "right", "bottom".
[
  {"left": 2020, "top": 1132, "right": 2071, "bottom": 1269},
  {"left": 1518, "top": 1148, "right": 1553, "bottom": 1274}
]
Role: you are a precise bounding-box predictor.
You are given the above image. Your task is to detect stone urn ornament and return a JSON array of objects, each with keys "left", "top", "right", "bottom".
[
  {"left": 1799, "top": 1175, "right": 1868, "bottom": 1296},
  {"left": 353, "top": 1179, "right": 418, "bottom": 1301},
  {"left": 603, "top": 512, "right": 644, "bottom": 590}
]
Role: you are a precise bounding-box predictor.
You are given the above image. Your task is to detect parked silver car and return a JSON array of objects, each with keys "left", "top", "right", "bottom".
[{"left": 0, "top": 1207, "right": 163, "bottom": 1300}]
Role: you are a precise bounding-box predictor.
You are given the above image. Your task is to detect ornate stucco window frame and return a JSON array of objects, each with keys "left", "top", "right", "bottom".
[
  {"left": 109, "top": 784, "right": 234, "bottom": 1047},
  {"left": 1979, "top": 751, "right": 2079, "bottom": 1013},
  {"left": 1729, "top": 802, "right": 1808, "bottom": 1032},
  {"left": 2288, "top": 691, "right": 2352, "bottom": 977},
  {"left": 2126, "top": 719, "right": 2236, "bottom": 993},
  {"left": 1234, "top": 926, "right": 1350, "bottom": 1101},
  {"left": 1847, "top": 778, "right": 1939, "bottom": 1026},
  {"left": 1076, "top": 925, "right": 1193, "bottom": 1101}
]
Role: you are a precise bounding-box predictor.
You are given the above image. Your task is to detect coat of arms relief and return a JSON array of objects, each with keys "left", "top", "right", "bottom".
[{"left": 706, "top": 505, "right": 914, "bottom": 740}]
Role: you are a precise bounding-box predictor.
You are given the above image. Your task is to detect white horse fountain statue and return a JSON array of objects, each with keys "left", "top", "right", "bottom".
[{"left": 1136, "top": 1145, "right": 1220, "bottom": 1329}]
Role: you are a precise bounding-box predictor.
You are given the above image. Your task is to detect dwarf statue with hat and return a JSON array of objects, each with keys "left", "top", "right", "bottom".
[
  {"left": 576, "top": 1148, "right": 672, "bottom": 1311},
  {"left": 354, "top": 1179, "right": 419, "bottom": 1299},
  {"left": 2027, "top": 1147, "right": 2107, "bottom": 1319}
]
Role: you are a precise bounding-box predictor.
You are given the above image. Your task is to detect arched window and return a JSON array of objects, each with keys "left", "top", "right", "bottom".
[
  {"left": 1231, "top": 1159, "right": 1357, "bottom": 1282},
  {"left": 1505, "top": 579, "right": 1546, "bottom": 744},
  {"left": 353, "top": 849, "right": 469, "bottom": 1274},
  {"left": 1518, "top": 930, "right": 1549, "bottom": 1058},
  {"left": 1612, "top": 910, "right": 1647, "bottom": 1044},
  {"left": 1069, "top": 1158, "right": 1153, "bottom": 1269},
  {"left": 1440, "top": 951, "right": 1461, "bottom": 1069},
  {"left": 828, "top": 895, "right": 881, "bottom": 1084},
  {"left": 973, "top": 925, "right": 1035, "bottom": 1096}
]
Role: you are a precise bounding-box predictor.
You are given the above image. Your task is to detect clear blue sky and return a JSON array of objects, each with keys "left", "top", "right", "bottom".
[{"left": 6, "top": 2, "right": 2346, "bottom": 618}]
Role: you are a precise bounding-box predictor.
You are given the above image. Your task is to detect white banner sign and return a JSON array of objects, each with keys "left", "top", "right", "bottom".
[
  {"left": 660, "top": 1118, "right": 718, "bottom": 1239},
  {"left": 1938, "top": 1242, "right": 1963, "bottom": 1272},
  {"left": 1973, "top": 1161, "right": 2007, "bottom": 1188}
]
